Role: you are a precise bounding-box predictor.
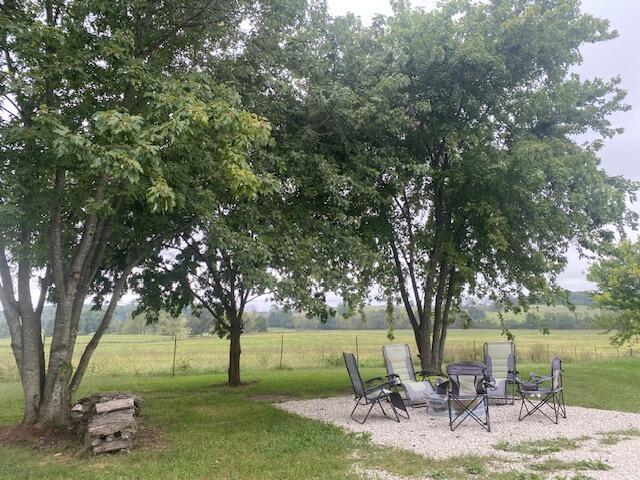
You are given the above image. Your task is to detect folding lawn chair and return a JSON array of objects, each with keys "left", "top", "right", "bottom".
[
  {"left": 343, "top": 352, "right": 410, "bottom": 424},
  {"left": 382, "top": 344, "right": 435, "bottom": 405},
  {"left": 483, "top": 341, "right": 518, "bottom": 405},
  {"left": 446, "top": 361, "right": 492, "bottom": 432},
  {"left": 517, "top": 357, "right": 566, "bottom": 424}
]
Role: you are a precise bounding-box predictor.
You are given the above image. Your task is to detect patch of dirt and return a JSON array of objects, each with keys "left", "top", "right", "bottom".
[
  {"left": 134, "top": 419, "right": 166, "bottom": 452},
  {"left": 352, "top": 464, "right": 410, "bottom": 480},
  {"left": 211, "top": 380, "right": 260, "bottom": 388},
  {"left": 0, "top": 423, "right": 77, "bottom": 451},
  {"left": 0, "top": 416, "right": 165, "bottom": 456},
  {"left": 249, "top": 394, "right": 299, "bottom": 403}
]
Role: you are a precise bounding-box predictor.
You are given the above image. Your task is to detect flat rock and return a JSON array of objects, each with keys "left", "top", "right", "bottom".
[{"left": 95, "top": 397, "right": 135, "bottom": 414}]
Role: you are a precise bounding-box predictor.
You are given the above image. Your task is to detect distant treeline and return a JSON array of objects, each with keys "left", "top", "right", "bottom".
[
  {"left": 266, "top": 299, "right": 598, "bottom": 332},
  {"left": 0, "top": 304, "right": 137, "bottom": 338},
  {"left": 0, "top": 304, "right": 268, "bottom": 338},
  {"left": 0, "top": 291, "right": 596, "bottom": 338}
]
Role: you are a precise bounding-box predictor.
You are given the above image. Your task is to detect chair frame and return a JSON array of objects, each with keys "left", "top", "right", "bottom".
[
  {"left": 446, "top": 361, "right": 492, "bottom": 432},
  {"left": 483, "top": 341, "right": 518, "bottom": 405},
  {"left": 343, "top": 352, "right": 410, "bottom": 424},
  {"left": 382, "top": 344, "right": 434, "bottom": 406},
  {"left": 517, "top": 357, "right": 567, "bottom": 424}
]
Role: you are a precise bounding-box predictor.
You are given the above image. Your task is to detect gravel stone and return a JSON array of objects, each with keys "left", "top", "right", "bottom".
[{"left": 276, "top": 396, "right": 640, "bottom": 479}]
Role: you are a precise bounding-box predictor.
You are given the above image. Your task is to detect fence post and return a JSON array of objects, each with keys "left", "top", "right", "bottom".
[
  {"left": 617, "top": 347, "right": 620, "bottom": 358},
  {"left": 574, "top": 345, "right": 577, "bottom": 361},
  {"left": 172, "top": 336, "right": 177, "bottom": 376},
  {"left": 547, "top": 344, "right": 550, "bottom": 362},
  {"left": 631, "top": 348, "right": 634, "bottom": 358},
  {"left": 355, "top": 336, "right": 359, "bottom": 366},
  {"left": 594, "top": 345, "right": 598, "bottom": 359},
  {"left": 279, "top": 333, "right": 284, "bottom": 369},
  {"left": 473, "top": 341, "right": 477, "bottom": 361}
]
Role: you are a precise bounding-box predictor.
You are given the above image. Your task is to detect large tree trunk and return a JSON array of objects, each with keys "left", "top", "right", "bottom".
[
  {"left": 434, "top": 325, "right": 448, "bottom": 374},
  {"left": 1, "top": 220, "right": 152, "bottom": 427},
  {"left": 228, "top": 312, "right": 242, "bottom": 387},
  {"left": 18, "top": 328, "right": 44, "bottom": 424},
  {"left": 17, "top": 296, "right": 46, "bottom": 423},
  {"left": 1, "top": 239, "right": 48, "bottom": 424},
  {"left": 37, "top": 298, "right": 75, "bottom": 426},
  {"left": 37, "top": 372, "right": 73, "bottom": 426},
  {"left": 19, "top": 322, "right": 46, "bottom": 424},
  {"left": 434, "top": 269, "right": 456, "bottom": 375},
  {"left": 413, "top": 324, "right": 432, "bottom": 372}
]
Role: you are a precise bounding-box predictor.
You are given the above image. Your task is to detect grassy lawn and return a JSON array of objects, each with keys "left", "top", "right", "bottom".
[{"left": 1, "top": 357, "right": 640, "bottom": 479}]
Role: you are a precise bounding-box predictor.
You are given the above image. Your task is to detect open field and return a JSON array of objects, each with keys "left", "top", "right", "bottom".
[
  {"left": 1, "top": 358, "right": 640, "bottom": 479},
  {"left": 0, "top": 329, "right": 628, "bottom": 382},
  {"left": 2, "top": 331, "right": 639, "bottom": 478}
]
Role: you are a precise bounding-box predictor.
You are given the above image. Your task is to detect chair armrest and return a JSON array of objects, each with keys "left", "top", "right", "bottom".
[
  {"left": 364, "top": 376, "right": 386, "bottom": 385},
  {"left": 530, "top": 373, "right": 551, "bottom": 384},
  {"left": 364, "top": 375, "right": 400, "bottom": 386},
  {"left": 386, "top": 374, "right": 402, "bottom": 385},
  {"left": 513, "top": 377, "right": 531, "bottom": 387},
  {"left": 364, "top": 381, "right": 396, "bottom": 396}
]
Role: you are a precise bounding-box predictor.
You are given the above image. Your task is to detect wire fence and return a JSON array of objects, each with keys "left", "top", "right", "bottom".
[{"left": 0, "top": 330, "right": 634, "bottom": 382}]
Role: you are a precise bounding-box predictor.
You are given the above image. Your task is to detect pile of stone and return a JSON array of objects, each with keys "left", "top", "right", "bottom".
[{"left": 71, "top": 393, "right": 142, "bottom": 454}]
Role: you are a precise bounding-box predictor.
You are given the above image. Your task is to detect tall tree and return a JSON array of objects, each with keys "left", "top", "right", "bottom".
[
  {"left": 136, "top": 205, "right": 283, "bottom": 387},
  {"left": 134, "top": 0, "right": 373, "bottom": 386},
  {"left": 588, "top": 240, "right": 640, "bottom": 345},
  {"left": 299, "top": 0, "right": 637, "bottom": 372},
  {"left": 0, "top": 1, "right": 268, "bottom": 425},
  {"left": 135, "top": 176, "right": 361, "bottom": 386}
]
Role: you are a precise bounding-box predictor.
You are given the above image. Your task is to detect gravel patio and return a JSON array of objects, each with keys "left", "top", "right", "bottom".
[{"left": 276, "top": 396, "right": 640, "bottom": 479}]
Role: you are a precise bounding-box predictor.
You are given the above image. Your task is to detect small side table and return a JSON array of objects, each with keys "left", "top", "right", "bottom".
[{"left": 424, "top": 392, "right": 449, "bottom": 417}]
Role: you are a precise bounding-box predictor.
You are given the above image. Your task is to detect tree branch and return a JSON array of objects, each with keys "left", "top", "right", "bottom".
[
  {"left": 137, "top": 0, "right": 216, "bottom": 57},
  {"left": 0, "top": 238, "right": 16, "bottom": 297},
  {"left": 35, "top": 266, "right": 50, "bottom": 320},
  {"left": 17, "top": 225, "right": 34, "bottom": 318},
  {"left": 0, "top": 240, "right": 23, "bottom": 376},
  {"left": 69, "top": 217, "right": 111, "bottom": 353},
  {"left": 389, "top": 234, "right": 419, "bottom": 330},
  {"left": 69, "top": 268, "right": 130, "bottom": 394},
  {"left": 69, "top": 220, "right": 196, "bottom": 393},
  {"left": 49, "top": 170, "right": 66, "bottom": 295},
  {"left": 66, "top": 184, "right": 106, "bottom": 296},
  {"left": 0, "top": 104, "right": 19, "bottom": 119},
  {"left": 437, "top": 267, "right": 457, "bottom": 362},
  {"left": 159, "top": 260, "right": 231, "bottom": 331}
]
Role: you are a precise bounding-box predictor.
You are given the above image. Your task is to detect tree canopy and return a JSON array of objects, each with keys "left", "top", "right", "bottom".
[
  {"left": 132, "top": 1, "right": 374, "bottom": 386},
  {"left": 291, "top": 0, "right": 637, "bottom": 371},
  {"left": 589, "top": 240, "right": 640, "bottom": 345},
  {"left": 0, "top": 0, "right": 269, "bottom": 424},
  {"left": 1, "top": 0, "right": 637, "bottom": 425}
]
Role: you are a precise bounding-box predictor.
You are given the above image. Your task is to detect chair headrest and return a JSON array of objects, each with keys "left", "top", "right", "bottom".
[{"left": 446, "top": 361, "right": 487, "bottom": 376}]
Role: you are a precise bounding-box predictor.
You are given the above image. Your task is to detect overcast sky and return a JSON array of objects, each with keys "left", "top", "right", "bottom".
[{"left": 326, "top": 0, "right": 640, "bottom": 292}]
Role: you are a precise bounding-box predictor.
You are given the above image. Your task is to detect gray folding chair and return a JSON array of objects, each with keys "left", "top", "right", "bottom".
[
  {"left": 483, "top": 341, "right": 518, "bottom": 404},
  {"left": 517, "top": 357, "right": 567, "bottom": 424},
  {"left": 343, "top": 352, "right": 409, "bottom": 424},
  {"left": 382, "top": 344, "right": 435, "bottom": 405},
  {"left": 446, "top": 361, "right": 492, "bottom": 432}
]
